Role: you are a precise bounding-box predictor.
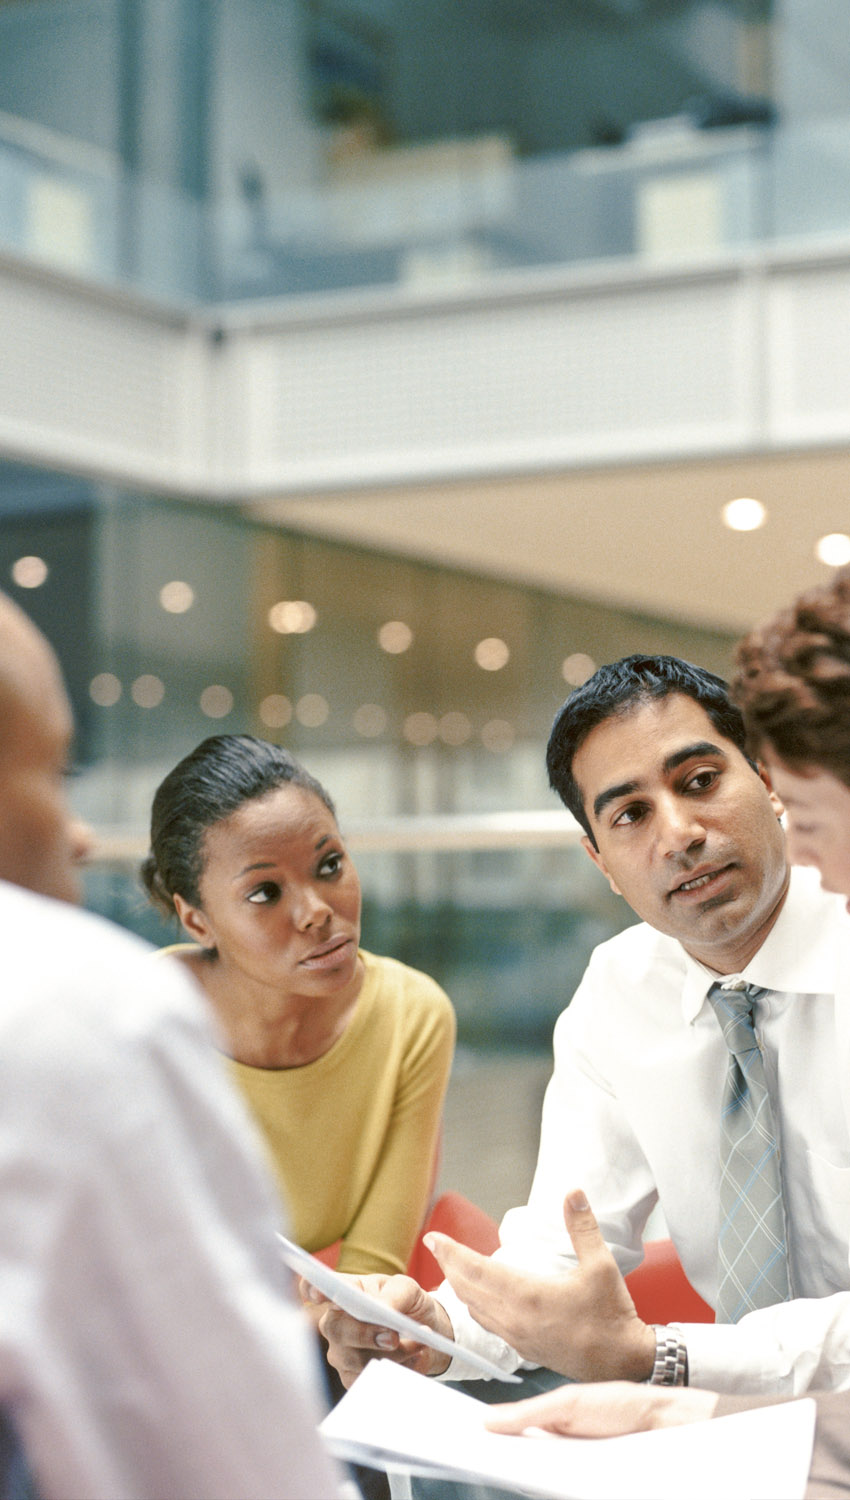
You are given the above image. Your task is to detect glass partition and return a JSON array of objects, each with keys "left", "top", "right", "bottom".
[
  {"left": 0, "top": 470, "right": 740, "bottom": 1048},
  {"left": 4, "top": 2, "right": 850, "bottom": 305}
]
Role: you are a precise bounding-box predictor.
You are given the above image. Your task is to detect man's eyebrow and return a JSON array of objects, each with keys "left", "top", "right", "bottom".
[
  {"left": 663, "top": 740, "right": 728, "bottom": 775},
  {"left": 593, "top": 780, "right": 639, "bottom": 821},
  {"left": 591, "top": 742, "right": 728, "bottom": 822}
]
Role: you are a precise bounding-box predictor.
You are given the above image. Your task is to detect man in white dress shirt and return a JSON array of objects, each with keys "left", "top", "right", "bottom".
[
  {"left": 0, "top": 589, "right": 344, "bottom": 1498},
  {"left": 480, "top": 569, "right": 850, "bottom": 1499},
  {"left": 320, "top": 655, "right": 850, "bottom": 1401}
]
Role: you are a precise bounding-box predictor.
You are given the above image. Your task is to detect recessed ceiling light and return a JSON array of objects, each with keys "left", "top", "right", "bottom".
[
  {"left": 403, "top": 712, "right": 438, "bottom": 746},
  {"left": 562, "top": 653, "right": 596, "bottom": 687},
  {"left": 474, "top": 637, "right": 510, "bottom": 671},
  {"left": 11, "top": 555, "right": 48, "bottom": 588},
  {"left": 131, "top": 674, "right": 165, "bottom": 709},
  {"left": 268, "top": 600, "right": 317, "bottom": 634},
  {"left": 353, "top": 703, "right": 387, "bottom": 738},
  {"left": 815, "top": 533, "right": 850, "bottom": 567},
  {"left": 200, "top": 684, "right": 234, "bottom": 718},
  {"left": 89, "top": 673, "right": 122, "bottom": 707},
  {"left": 159, "top": 580, "right": 195, "bottom": 614},
  {"left": 295, "top": 693, "right": 329, "bottom": 727},
  {"left": 378, "top": 620, "right": 413, "bottom": 654},
  {"left": 259, "top": 694, "right": 292, "bottom": 729},
  {"left": 721, "top": 498, "right": 767, "bottom": 532}
]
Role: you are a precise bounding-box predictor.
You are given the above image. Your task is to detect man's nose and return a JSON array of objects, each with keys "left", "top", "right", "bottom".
[{"left": 658, "top": 797, "right": 706, "bottom": 856}]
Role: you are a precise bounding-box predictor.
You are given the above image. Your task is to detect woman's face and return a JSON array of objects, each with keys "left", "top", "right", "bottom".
[
  {"left": 764, "top": 753, "right": 850, "bottom": 909},
  {"left": 176, "top": 783, "right": 362, "bottom": 997}
]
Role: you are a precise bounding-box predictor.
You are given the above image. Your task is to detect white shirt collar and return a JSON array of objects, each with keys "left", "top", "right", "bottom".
[{"left": 678, "top": 865, "right": 845, "bottom": 1024}]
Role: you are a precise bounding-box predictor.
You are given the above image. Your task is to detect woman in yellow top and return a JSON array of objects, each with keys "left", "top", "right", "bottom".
[{"left": 141, "top": 733, "right": 455, "bottom": 1278}]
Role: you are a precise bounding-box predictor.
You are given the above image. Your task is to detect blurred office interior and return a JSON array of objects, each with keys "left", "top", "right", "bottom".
[{"left": 1, "top": 0, "right": 850, "bottom": 1214}]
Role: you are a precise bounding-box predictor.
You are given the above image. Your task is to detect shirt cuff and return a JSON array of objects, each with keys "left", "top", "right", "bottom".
[{"left": 432, "top": 1282, "right": 525, "bottom": 1382}]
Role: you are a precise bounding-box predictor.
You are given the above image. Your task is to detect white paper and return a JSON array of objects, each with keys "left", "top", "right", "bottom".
[
  {"left": 278, "top": 1233, "right": 520, "bottom": 1384},
  {"left": 320, "top": 1360, "right": 817, "bottom": 1500}
]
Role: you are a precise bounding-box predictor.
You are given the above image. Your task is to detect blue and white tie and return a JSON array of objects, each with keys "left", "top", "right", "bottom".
[{"left": 708, "top": 980, "right": 790, "bottom": 1323}]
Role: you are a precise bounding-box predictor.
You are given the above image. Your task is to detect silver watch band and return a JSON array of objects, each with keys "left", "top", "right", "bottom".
[{"left": 647, "top": 1326, "right": 688, "bottom": 1386}]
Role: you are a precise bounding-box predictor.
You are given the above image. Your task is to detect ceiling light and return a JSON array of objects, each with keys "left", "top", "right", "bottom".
[
  {"left": 353, "top": 703, "right": 387, "bottom": 737},
  {"left": 562, "top": 653, "right": 596, "bottom": 687},
  {"left": 259, "top": 694, "right": 292, "bottom": 729},
  {"left": 200, "top": 684, "right": 233, "bottom": 718},
  {"left": 474, "top": 637, "right": 510, "bottom": 671},
  {"left": 295, "top": 693, "right": 329, "bottom": 727},
  {"left": 131, "top": 674, "right": 165, "bottom": 709},
  {"left": 439, "top": 712, "right": 472, "bottom": 746},
  {"left": 403, "top": 712, "right": 438, "bottom": 746},
  {"left": 378, "top": 620, "right": 413, "bottom": 654},
  {"left": 721, "top": 498, "right": 766, "bottom": 532},
  {"left": 11, "top": 555, "right": 48, "bottom": 588},
  {"left": 268, "top": 600, "right": 317, "bottom": 634},
  {"left": 815, "top": 533, "right": 850, "bottom": 568},
  {"left": 89, "top": 673, "right": 122, "bottom": 707},
  {"left": 159, "top": 581, "right": 195, "bottom": 614}
]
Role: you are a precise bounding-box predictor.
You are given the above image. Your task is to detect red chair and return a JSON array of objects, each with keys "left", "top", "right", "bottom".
[
  {"left": 407, "top": 1191, "right": 500, "bottom": 1291},
  {"left": 312, "top": 1191, "right": 500, "bottom": 1287},
  {"left": 625, "top": 1238, "right": 714, "bottom": 1323}
]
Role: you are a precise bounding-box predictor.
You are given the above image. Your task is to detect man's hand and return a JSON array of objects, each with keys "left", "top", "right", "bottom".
[
  {"left": 485, "top": 1382, "right": 719, "bottom": 1437},
  {"left": 423, "top": 1189, "right": 656, "bottom": 1382},
  {"left": 314, "top": 1273, "right": 456, "bottom": 1389}
]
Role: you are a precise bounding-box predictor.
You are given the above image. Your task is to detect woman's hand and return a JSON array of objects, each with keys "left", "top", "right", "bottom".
[{"left": 314, "top": 1273, "right": 455, "bottom": 1389}]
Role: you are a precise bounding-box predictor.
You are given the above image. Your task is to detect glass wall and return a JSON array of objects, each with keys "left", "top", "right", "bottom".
[
  {"left": 1, "top": 465, "right": 740, "bottom": 1046},
  {"left": 2, "top": 1, "right": 850, "bottom": 303}
]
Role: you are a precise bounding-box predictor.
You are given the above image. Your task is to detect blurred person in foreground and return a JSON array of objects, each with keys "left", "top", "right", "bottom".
[
  {"left": 0, "top": 588, "right": 344, "bottom": 1499},
  {"left": 482, "top": 570, "right": 850, "bottom": 1498},
  {"left": 318, "top": 654, "right": 850, "bottom": 1404}
]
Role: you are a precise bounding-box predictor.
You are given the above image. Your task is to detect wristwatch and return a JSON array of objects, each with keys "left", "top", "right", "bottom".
[{"left": 647, "top": 1326, "right": 688, "bottom": 1385}]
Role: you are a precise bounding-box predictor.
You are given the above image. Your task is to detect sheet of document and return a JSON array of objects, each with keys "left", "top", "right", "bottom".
[
  {"left": 320, "top": 1359, "right": 816, "bottom": 1500},
  {"left": 278, "top": 1234, "right": 520, "bottom": 1383}
]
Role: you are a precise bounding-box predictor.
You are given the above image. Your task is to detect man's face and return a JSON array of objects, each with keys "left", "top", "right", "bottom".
[
  {"left": 762, "top": 754, "right": 850, "bottom": 908},
  {"left": 572, "top": 693, "right": 789, "bottom": 974},
  {"left": 0, "top": 607, "right": 90, "bottom": 904}
]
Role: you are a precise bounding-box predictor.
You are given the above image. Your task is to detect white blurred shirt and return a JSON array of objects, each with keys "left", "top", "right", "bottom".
[
  {"left": 440, "top": 866, "right": 850, "bottom": 1396},
  {"left": 0, "top": 880, "right": 343, "bottom": 1500}
]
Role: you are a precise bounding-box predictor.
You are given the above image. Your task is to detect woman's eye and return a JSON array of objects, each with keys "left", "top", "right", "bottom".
[
  {"left": 246, "top": 882, "right": 280, "bottom": 905},
  {"left": 319, "top": 852, "right": 343, "bottom": 877}
]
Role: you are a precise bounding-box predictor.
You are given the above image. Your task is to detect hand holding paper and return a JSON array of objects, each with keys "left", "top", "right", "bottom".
[{"left": 278, "top": 1235, "right": 520, "bottom": 1386}]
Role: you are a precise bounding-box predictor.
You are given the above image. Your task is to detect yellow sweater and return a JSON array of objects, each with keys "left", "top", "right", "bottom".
[{"left": 159, "top": 946, "right": 455, "bottom": 1276}]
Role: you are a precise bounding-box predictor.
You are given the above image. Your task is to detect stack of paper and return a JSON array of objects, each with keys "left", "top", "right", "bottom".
[{"left": 320, "top": 1360, "right": 816, "bottom": 1500}]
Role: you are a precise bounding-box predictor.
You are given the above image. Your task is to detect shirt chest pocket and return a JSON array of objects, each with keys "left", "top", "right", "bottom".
[{"left": 805, "top": 1150, "right": 850, "bottom": 1291}]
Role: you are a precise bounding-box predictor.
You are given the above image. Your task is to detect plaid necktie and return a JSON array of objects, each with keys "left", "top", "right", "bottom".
[{"left": 708, "top": 980, "right": 791, "bottom": 1323}]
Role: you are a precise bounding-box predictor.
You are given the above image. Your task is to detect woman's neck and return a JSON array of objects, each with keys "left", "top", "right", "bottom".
[{"left": 179, "top": 949, "right": 365, "bottom": 1068}]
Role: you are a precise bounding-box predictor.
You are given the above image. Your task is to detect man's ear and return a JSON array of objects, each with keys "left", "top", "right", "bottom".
[
  {"left": 172, "top": 893, "right": 215, "bottom": 950},
  {"left": 755, "top": 761, "right": 785, "bottom": 821},
  {"left": 580, "top": 834, "right": 623, "bottom": 897}
]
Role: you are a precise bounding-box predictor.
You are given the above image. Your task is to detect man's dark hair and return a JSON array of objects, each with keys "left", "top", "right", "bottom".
[
  {"left": 547, "top": 654, "right": 748, "bottom": 845},
  {"left": 732, "top": 566, "right": 850, "bottom": 786}
]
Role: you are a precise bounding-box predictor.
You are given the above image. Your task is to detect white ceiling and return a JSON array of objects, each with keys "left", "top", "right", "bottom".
[{"left": 250, "top": 445, "right": 850, "bottom": 637}]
